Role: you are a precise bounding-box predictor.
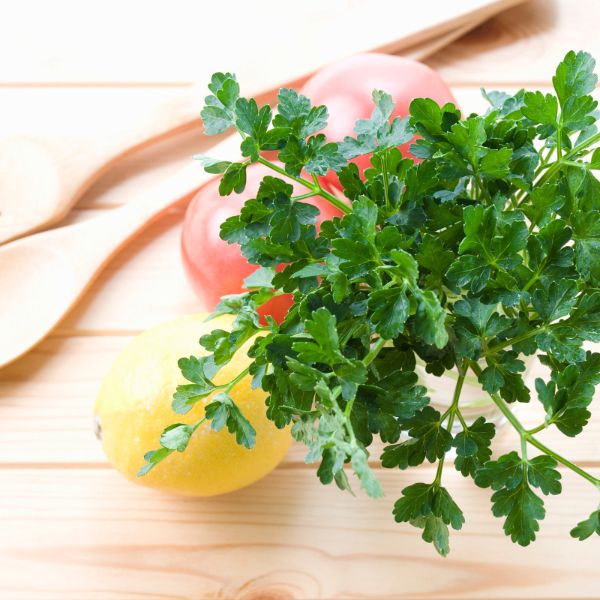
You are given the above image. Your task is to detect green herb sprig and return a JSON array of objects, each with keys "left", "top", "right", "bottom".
[{"left": 142, "top": 51, "right": 600, "bottom": 555}]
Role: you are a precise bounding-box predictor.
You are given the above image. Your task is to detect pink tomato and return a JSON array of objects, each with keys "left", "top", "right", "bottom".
[{"left": 300, "top": 53, "right": 456, "bottom": 188}]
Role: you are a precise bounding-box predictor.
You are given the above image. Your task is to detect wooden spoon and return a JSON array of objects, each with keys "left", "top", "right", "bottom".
[
  {"left": 0, "top": 134, "right": 239, "bottom": 367},
  {"left": 0, "top": 0, "right": 518, "bottom": 244}
]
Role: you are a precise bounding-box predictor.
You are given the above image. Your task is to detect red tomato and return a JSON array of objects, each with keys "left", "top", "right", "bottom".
[
  {"left": 181, "top": 162, "right": 343, "bottom": 323},
  {"left": 300, "top": 53, "right": 456, "bottom": 188}
]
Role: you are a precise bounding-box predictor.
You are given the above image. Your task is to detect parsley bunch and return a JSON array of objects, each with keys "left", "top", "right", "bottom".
[{"left": 142, "top": 51, "right": 600, "bottom": 555}]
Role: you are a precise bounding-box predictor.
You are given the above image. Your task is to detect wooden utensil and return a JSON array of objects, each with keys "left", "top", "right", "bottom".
[
  {"left": 0, "top": 0, "right": 526, "bottom": 244},
  {"left": 402, "top": 19, "right": 484, "bottom": 61},
  {"left": 0, "top": 134, "right": 241, "bottom": 368}
]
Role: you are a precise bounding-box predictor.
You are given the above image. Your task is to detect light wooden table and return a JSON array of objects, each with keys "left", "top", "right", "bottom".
[{"left": 1, "top": 1, "right": 600, "bottom": 598}]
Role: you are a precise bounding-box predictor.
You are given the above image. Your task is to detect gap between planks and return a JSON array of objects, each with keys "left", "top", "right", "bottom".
[
  {"left": 2, "top": 80, "right": 599, "bottom": 88},
  {"left": 1, "top": 461, "right": 599, "bottom": 471}
]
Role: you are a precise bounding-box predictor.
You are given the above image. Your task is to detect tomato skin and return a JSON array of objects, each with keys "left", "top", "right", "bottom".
[
  {"left": 300, "top": 53, "right": 456, "bottom": 188},
  {"left": 181, "top": 162, "right": 343, "bottom": 323}
]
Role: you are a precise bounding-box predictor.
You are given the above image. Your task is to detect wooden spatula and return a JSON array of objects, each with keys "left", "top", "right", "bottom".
[{"left": 0, "top": 0, "right": 526, "bottom": 244}]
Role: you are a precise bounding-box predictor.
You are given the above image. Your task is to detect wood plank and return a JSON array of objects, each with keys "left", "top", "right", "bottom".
[
  {"left": 0, "top": 467, "right": 598, "bottom": 599},
  {"left": 3, "top": 3, "right": 600, "bottom": 599},
  {"left": 57, "top": 208, "right": 201, "bottom": 332},
  {"left": 1, "top": 0, "right": 595, "bottom": 89},
  {"left": 1, "top": 335, "right": 598, "bottom": 466},
  {"left": 0, "top": 0, "right": 525, "bottom": 84},
  {"left": 427, "top": 0, "right": 600, "bottom": 84}
]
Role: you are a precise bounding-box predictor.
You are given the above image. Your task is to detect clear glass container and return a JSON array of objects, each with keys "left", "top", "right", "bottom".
[{"left": 415, "top": 357, "right": 535, "bottom": 433}]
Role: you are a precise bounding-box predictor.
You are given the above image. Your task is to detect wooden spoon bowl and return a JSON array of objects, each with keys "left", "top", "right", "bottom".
[{"left": 0, "top": 133, "right": 239, "bottom": 367}]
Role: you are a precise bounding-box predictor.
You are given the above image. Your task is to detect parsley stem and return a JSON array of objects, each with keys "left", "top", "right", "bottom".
[
  {"left": 540, "top": 146, "right": 555, "bottom": 167},
  {"left": 555, "top": 130, "right": 600, "bottom": 162},
  {"left": 434, "top": 452, "right": 446, "bottom": 486},
  {"left": 455, "top": 408, "right": 468, "bottom": 431},
  {"left": 363, "top": 337, "right": 386, "bottom": 367},
  {"left": 381, "top": 150, "right": 391, "bottom": 208},
  {"left": 343, "top": 396, "right": 355, "bottom": 420},
  {"left": 518, "top": 131, "right": 600, "bottom": 207},
  {"left": 469, "top": 360, "right": 524, "bottom": 430},
  {"left": 257, "top": 156, "right": 351, "bottom": 214},
  {"left": 450, "top": 362, "right": 467, "bottom": 416},
  {"left": 468, "top": 360, "right": 600, "bottom": 489},
  {"left": 434, "top": 362, "right": 467, "bottom": 486},
  {"left": 515, "top": 145, "right": 555, "bottom": 209},
  {"left": 472, "top": 176, "right": 479, "bottom": 200},
  {"left": 191, "top": 416, "right": 208, "bottom": 433},
  {"left": 292, "top": 191, "right": 318, "bottom": 201},
  {"left": 560, "top": 159, "right": 590, "bottom": 169},
  {"left": 484, "top": 310, "right": 576, "bottom": 357},
  {"left": 224, "top": 366, "right": 250, "bottom": 393},
  {"left": 335, "top": 386, "right": 358, "bottom": 444},
  {"left": 439, "top": 405, "right": 454, "bottom": 422},
  {"left": 527, "top": 436, "right": 600, "bottom": 489},
  {"left": 526, "top": 423, "right": 547, "bottom": 435},
  {"left": 484, "top": 326, "right": 543, "bottom": 355},
  {"left": 522, "top": 258, "right": 548, "bottom": 292},
  {"left": 520, "top": 433, "right": 528, "bottom": 461}
]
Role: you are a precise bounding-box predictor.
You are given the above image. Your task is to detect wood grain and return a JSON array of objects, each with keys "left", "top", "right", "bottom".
[
  {"left": 0, "top": 0, "right": 525, "bottom": 84},
  {"left": 2, "top": 1, "right": 600, "bottom": 597},
  {"left": 2, "top": 0, "right": 595, "bottom": 89},
  {"left": 0, "top": 468, "right": 599, "bottom": 599},
  {"left": 427, "top": 0, "right": 600, "bottom": 84}
]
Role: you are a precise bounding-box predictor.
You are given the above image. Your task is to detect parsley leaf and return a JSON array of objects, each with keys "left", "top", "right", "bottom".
[
  {"left": 532, "top": 279, "right": 579, "bottom": 322},
  {"left": 381, "top": 407, "right": 453, "bottom": 468},
  {"left": 535, "top": 352, "right": 600, "bottom": 436},
  {"left": 570, "top": 510, "right": 600, "bottom": 540},
  {"left": 293, "top": 307, "right": 345, "bottom": 365},
  {"left": 340, "top": 91, "right": 413, "bottom": 159},
  {"left": 393, "top": 483, "right": 465, "bottom": 556},
  {"left": 553, "top": 51, "right": 597, "bottom": 108},
  {"left": 205, "top": 391, "right": 256, "bottom": 448},
  {"left": 368, "top": 287, "right": 409, "bottom": 339},
  {"left": 144, "top": 53, "right": 600, "bottom": 556},
  {"left": 489, "top": 481, "right": 546, "bottom": 546},
  {"left": 475, "top": 452, "right": 560, "bottom": 545},
  {"left": 200, "top": 72, "right": 240, "bottom": 134},
  {"left": 452, "top": 417, "right": 495, "bottom": 477},
  {"left": 160, "top": 423, "right": 197, "bottom": 452},
  {"left": 172, "top": 355, "right": 220, "bottom": 414}
]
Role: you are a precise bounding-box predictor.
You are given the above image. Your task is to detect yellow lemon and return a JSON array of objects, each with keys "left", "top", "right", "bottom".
[{"left": 94, "top": 313, "right": 291, "bottom": 496}]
